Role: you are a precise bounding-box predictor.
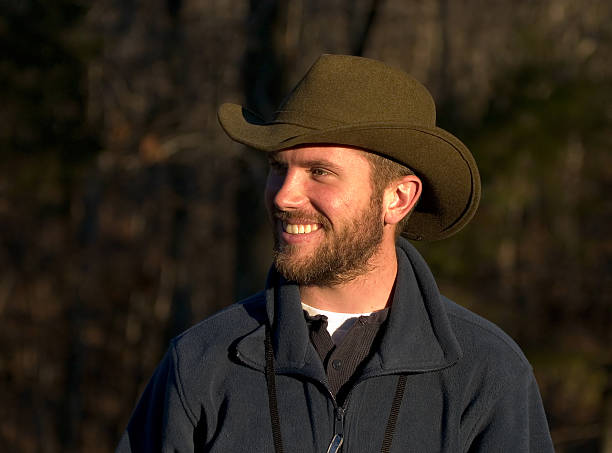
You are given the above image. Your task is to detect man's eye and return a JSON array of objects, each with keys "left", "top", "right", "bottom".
[{"left": 310, "top": 168, "right": 329, "bottom": 177}]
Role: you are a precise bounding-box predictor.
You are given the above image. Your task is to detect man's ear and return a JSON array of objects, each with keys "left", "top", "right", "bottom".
[{"left": 383, "top": 175, "right": 422, "bottom": 226}]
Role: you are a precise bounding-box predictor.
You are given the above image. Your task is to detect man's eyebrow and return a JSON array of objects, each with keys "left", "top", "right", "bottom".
[
  {"left": 301, "top": 159, "right": 343, "bottom": 172},
  {"left": 267, "top": 155, "right": 343, "bottom": 172}
]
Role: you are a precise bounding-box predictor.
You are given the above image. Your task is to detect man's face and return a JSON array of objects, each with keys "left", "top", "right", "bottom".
[{"left": 265, "top": 145, "right": 385, "bottom": 286}]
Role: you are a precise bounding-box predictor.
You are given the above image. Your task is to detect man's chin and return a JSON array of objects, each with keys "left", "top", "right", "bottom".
[
  {"left": 273, "top": 251, "right": 311, "bottom": 271},
  {"left": 273, "top": 249, "right": 317, "bottom": 282}
]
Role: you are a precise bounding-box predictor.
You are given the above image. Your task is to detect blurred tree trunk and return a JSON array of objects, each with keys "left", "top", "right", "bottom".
[
  {"left": 438, "top": 0, "right": 449, "bottom": 100},
  {"left": 160, "top": 0, "right": 195, "bottom": 342},
  {"left": 243, "top": 0, "right": 290, "bottom": 117},
  {"left": 235, "top": 0, "right": 294, "bottom": 298},
  {"left": 349, "top": 0, "right": 384, "bottom": 56},
  {"left": 604, "top": 363, "right": 612, "bottom": 453}
]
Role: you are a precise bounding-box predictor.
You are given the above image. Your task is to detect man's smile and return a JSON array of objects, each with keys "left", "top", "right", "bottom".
[{"left": 282, "top": 221, "right": 320, "bottom": 234}]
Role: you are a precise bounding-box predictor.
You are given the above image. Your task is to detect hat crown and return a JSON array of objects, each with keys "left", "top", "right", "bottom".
[{"left": 276, "top": 55, "right": 436, "bottom": 129}]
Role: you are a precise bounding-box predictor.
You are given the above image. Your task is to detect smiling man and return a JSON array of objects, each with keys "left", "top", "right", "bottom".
[{"left": 117, "top": 55, "right": 554, "bottom": 452}]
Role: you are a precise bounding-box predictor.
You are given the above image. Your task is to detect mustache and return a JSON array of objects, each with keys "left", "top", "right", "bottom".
[{"left": 272, "top": 209, "right": 329, "bottom": 227}]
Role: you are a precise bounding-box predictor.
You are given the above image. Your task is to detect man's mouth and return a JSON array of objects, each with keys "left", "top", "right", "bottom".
[{"left": 282, "top": 222, "right": 320, "bottom": 235}]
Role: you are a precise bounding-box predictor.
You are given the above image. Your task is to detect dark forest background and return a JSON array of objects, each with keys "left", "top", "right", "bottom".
[{"left": 0, "top": 0, "right": 611, "bottom": 452}]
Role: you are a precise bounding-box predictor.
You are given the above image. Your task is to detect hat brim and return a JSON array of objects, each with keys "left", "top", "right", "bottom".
[{"left": 219, "top": 103, "right": 480, "bottom": 241}]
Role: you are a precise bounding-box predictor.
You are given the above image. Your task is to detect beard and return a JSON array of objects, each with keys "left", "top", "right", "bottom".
[{"left": 271, "top": 195, "right": 384, "bottom": 286}]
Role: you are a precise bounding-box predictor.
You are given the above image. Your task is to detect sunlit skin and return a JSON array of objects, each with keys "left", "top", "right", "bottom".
[{"left": 265, "top": 145, "right": 422, "bottom": 313}]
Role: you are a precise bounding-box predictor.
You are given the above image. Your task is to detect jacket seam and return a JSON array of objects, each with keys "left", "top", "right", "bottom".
[{"left": 170, "top": 341, "right": 198, "bottom": 427}]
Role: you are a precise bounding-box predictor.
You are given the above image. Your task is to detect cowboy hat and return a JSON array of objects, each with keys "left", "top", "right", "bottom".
[{"left": 218, "top": 54, "right": 480, "bottom": 241}]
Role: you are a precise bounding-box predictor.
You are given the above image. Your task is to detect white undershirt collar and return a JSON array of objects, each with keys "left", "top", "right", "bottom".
[{"left": 301, "top": 302, "right": 374, "bottom": 343}]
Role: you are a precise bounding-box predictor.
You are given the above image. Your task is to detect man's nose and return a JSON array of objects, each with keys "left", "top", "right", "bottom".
[{"left": 271, "top": 170, "right": 307, "bottom": 211}]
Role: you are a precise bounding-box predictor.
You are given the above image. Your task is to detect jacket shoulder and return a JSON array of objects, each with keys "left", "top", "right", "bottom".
[
  {"left": 441, "top": 295, "right": 531, "bottom": 372},
  {"left": 157, "top": 292, "right": 268, "bottom": 420},
  {"left": 170, "top": 291, "right": 266, "bottom": 364}
]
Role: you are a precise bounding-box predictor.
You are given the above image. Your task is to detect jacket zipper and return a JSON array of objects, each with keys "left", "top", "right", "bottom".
[
  {"left": 323, "top": 386, "right": 344, "bottom": 453},
  {"left": 326, "top": 376, "right": 382, "bottom": 453},
  {"left": 325, "top": 382, "right": 360, "bottom": 453}
]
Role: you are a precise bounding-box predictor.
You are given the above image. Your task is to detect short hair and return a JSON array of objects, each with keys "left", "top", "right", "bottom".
[{"left": 365, "top": 152, "right": 417, "bottom": 238}]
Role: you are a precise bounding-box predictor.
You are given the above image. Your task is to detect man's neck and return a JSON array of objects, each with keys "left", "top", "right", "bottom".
[{"left": 299, "top": 240, "right": 398, "bottom": 313}]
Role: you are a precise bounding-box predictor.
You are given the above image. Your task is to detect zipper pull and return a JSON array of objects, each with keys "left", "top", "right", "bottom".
[
  {"left": 326, "top": 433, "right": 343, "bottom": 453},
  {"left": 327, "top": 406, "right": 345, "bottom": 452}
]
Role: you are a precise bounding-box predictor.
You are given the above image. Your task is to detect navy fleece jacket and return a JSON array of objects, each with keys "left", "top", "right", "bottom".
[{"left": 117, "top": 238, "right": 554, "bottom": 452}]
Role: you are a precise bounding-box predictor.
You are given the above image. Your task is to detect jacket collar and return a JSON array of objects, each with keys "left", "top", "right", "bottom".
[{"left": 235, "top": 238, "right": 462, "bottom": 379}]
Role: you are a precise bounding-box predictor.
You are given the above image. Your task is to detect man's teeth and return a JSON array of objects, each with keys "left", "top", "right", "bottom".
[{"left": 283, "top": 223, "right": 319, "bottom": 234}]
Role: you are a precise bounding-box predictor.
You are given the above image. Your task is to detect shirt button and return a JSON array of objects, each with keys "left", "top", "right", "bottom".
[{"left": 332, "top": 359, "right": 342, "bottom": 370}]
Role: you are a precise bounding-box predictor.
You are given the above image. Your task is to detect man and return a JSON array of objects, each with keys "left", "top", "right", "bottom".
[{"left": 117, "top": 55, "right": 554, "bottom": 452}]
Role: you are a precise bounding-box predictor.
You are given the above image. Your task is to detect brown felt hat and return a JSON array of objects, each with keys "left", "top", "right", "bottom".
[{"left": 218, "top": 54, "right": 480, "bottom": 241}]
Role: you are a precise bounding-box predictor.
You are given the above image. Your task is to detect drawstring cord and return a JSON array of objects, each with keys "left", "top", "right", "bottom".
[{"left": 265, "top": 324, "right": 285, "bottom": 453}]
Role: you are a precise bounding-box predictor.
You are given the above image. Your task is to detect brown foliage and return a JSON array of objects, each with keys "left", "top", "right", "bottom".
[{"left": 1, "top": 1, "right": 611, "bottom": 452}]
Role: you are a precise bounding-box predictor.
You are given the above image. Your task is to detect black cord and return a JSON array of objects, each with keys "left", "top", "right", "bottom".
[
  {"left": 265, "top": 323, "right": 285, "bottom": 453},
  {"left": 380, "top": 374, "right": 407, "bottom": 453}
]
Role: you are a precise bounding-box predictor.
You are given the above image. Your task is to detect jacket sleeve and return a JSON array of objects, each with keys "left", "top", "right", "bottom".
[
  {"left": 116, "top": 343, "right": 198, "bottom": 453},
  {"left": 466, "top": 369, "right": 554, "bottom": 452}
]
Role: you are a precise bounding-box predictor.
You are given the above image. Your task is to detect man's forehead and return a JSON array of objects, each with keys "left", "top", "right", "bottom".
[{"left": 268, "top": 145, "right": 372, "bottom": 164}]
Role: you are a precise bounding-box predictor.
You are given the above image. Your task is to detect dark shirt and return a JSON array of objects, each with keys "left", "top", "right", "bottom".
[{"left": 304, "top": 309, "right": 389, "bottom": 405}]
